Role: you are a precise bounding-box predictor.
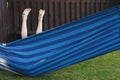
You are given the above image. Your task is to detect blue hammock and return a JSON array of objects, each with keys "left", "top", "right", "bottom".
[{"left": 0, "top": 5, "right": 120, "bottom": 76}]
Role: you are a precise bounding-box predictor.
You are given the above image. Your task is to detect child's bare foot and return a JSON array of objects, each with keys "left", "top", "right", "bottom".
[
  {"left": 2, "top": 43, "right": 7, "bottom": 46},
  {"left": 38, "top": 9, "right": 45, "bottom": 20},
  {"left": 22, "top": 8, "right": 31, "bottom": 17}
]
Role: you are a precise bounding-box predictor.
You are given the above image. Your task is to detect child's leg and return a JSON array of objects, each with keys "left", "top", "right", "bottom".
[
  {"left": 36, "top": 9, "right": 45, "bottom": 34},
  {"left": 21, "top": 8, "right": 31, "bottom": 39}
]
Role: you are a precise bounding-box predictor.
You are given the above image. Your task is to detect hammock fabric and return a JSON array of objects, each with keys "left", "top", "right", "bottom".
[{"left": 0, "top": 5, "right": 120, "bottom": 76}]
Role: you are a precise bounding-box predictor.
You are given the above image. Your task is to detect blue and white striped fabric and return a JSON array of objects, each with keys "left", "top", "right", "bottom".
[{"left": 0, "top": 5, "right": 120, "bottom": 76}]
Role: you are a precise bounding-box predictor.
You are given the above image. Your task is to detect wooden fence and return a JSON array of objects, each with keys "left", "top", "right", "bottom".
[{"left": 0, "top": 0, "right": 120, "bottom": 42}]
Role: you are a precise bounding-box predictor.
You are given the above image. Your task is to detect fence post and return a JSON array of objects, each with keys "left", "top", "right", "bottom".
[{"left": 0, "top": 0, "right": 8, "bottom": 42}]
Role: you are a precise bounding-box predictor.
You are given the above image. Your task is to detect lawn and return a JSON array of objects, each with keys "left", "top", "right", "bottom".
[{"left": 0, "top": 50, "right": 120, "bottom": 80}]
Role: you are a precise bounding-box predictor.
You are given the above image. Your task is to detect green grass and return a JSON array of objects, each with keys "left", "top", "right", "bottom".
[{"left": 0, "top": 50, "right": 120, "bottom": 80}]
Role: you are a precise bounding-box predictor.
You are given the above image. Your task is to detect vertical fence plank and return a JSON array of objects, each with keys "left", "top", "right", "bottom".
[
  {"left": 7, "top": 0, "right": 14, "bottom": 41},
  {"left": 54, "top": 0, "right": 60, "bottom": 27},
  {"left": 0, "top": 1, "right": 2, "bottom": 41},
  {"left": 81, "top": 0, "right": 86, "bottom": 18},
  {"left": 25, "top": 0, "right": 32, "bottom": 34},
  {"left": 31, "top": 0, "right": 37, "bottom": 33},
  {"left": 100, "top": 0, "right": 105, "bottom": 10},
  {"left": 0, "top": 0, "right": 4, "bottom": 42},
  {"left": 110, "top": 0, "right": 114, "bottom": 6},
  {"left": 19, "top": 0, "right": 26, "bottom": 33},
  {"left": 76, "top": 0, "right": 81, "bottom": 20},
  {"left": 48, "top": 0, "right": 54, "bottom": 29},
  {"left": 14, "top": 0, "right": 21, "bottom": 39},
  {"left": 86, "top": 0, "right": 90, "bottom": 15},
  {"left": 95, "top": 0, "right": 100, "bottom": 12},
  {"left": 13, "top": 0, "right": 19, "bottom": 33},
  {"left": 65, "top": 0, "right": 71, "bottom": 23},
  {"left": 37, "top": 0, "right": 43, "bottom": 9},
  {"left": 90, "top": 0, "right": 95, "bottom": 14},
  {"left": 37, "top": 0, "right": 43, "bottom": 31},
  {"left": 60, "top": 0, "right": 65, "bottom": 24},
  {"left": 107, "top": 0, "right": 111, "bottom": 8},
  {"left": 70, "top": 0, "right": 76, "bottom": 21},
  {"left": 43, "top": 0, "right": 49, "bottom": 30},
  {"left": 1, "top": 0, "right": 8, "bottom": 42}
]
